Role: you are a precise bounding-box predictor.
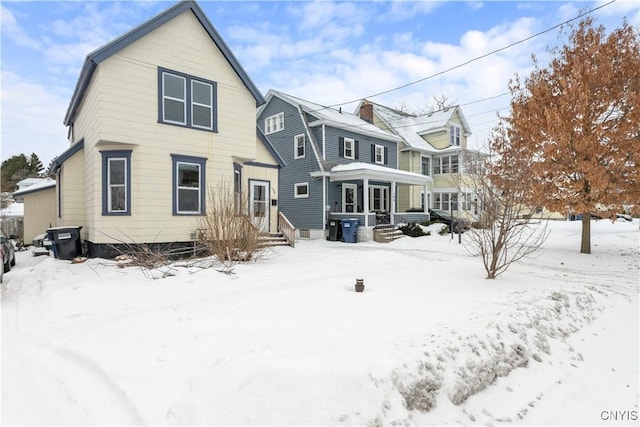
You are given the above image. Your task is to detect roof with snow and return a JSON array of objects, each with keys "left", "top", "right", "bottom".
[
  {"left": 264, "top": 90, "right": 402, "bottom": 143},
  {"left": 1, "top": 202, "right": 24, "bottom": 218},
  {"left": 330, "top": 162, "right": 431, "bottom": 185},
  {"left": 13, "top": 178, "right": 56, "bottom": 201},
  {"left": 357, "top": 100, "right": 472, "bottom": 153}
]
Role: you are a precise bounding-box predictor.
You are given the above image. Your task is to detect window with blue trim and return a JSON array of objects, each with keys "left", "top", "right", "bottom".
[
  {"left": 101, "top": 150, "right": 132, "bottom": 215},
  {"left": 159, "top": 67, "right": 217, "bottom": 131},
  {"left": 171, "top": 154, "right": 207, "bottom": 215}
]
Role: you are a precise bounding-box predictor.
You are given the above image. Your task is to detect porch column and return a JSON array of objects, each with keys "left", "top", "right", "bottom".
[
  {"left": 424, "top": 184, "right": 429, "bottom": 211},
  {"left": 390, "top": 181, "right": 396, "bottom": 224},
  {"left": 363, "top": 178, "right": 369, "bottom": 227}
]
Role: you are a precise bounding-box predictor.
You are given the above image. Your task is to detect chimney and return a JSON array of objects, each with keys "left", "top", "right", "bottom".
[{"left": 360, "top": 100, "right": 373, "bottom": 124}]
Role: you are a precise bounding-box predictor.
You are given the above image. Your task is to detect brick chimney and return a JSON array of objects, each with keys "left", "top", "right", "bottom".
[{"left": 360, "top": 100, "right": 373, "bottom": 124}]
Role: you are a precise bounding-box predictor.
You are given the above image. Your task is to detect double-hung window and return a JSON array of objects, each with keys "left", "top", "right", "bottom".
[
  {"left": 373, "top": 145, "right": 386, "bottom": 164},
  {"left": 171, "top": 154, "right": 207, "bottom": 215},
  {"left": 159, "top": 67, "right": 217, "bottom": 131},
  {"left": 339, "top": 137, "right": 358, "bottom": 160},
  {"left": 294, "top": 134, "right": 305, "bottom": 159},
  {"left": 450, "top": 124, "right": 461, "bottom": 146},
  {"left": 265, "top": 112, "right": 284, "bottom": 135},
  {"left": 101, "top": 150, "right": 131, "bottom": 215}
]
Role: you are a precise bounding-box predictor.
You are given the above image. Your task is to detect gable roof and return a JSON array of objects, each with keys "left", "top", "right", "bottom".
[
  {"left": 257, "top": 127, "right": 286, "bottom": 168},
  {"left": 355, "top": 100, "right": 472, "bottom": 153},
  {"left": 262, "top": 90, "right": 402, "bottom": 143},
  {"left": 64, "top": 0, "right": 264, "bottom": 126}
]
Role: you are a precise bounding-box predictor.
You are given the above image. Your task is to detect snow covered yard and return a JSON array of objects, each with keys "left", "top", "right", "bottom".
[{"left": 1, "top": 220, "right": 638, "bottom": 426}]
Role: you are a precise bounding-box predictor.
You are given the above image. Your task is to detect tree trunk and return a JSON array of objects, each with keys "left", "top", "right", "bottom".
[{"left": 580, "top": 212, "right": 591, "bottom": 254}]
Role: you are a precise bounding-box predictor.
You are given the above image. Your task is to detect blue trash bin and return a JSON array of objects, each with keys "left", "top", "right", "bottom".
[{"left": 341, "top": 218, "right": 359, "bottom": 243}]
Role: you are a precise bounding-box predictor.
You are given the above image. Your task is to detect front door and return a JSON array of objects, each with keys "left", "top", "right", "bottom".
[
  {"left": 369, "top": 186, "right": 389, "bottom": 212},
  {"left": 249, "top": 180, "right": 269, "bottom": 232}
]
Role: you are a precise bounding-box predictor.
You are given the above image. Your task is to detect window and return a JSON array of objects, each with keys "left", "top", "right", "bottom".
[
  {"left": 339, "top": 137, "right": 358, "bottom": 160},
  {"left": 171, "top": 154, "right": 206, "bottom": 215},
  {"left": 421, "top": 157, "right": 430, "bottom": 176},
  {"left": 373, "top": 145, "right": 386, "bottom": 164},
  {"left": 450, "top": 124, "right": 461, "bottom": 146},
  {"left": 234, "top": 163, "right": 242, "bottom": 213},
  {"left": 294, "top": 182, "right": 309, "bottom": 198},
  {"left": 265, "top": 112, "right": 284, "bottom": 135},
  {"left": 159, "top": 67, "right": 217, "bottom": 131},
  {"left": 101, "top": 150, "right": 131, "bottom": 215},
  {"left": 294, "top": 134, "right": 305, "bottom": 159},
  {"left": 434, "top": 155, "right": 459, "bottom": 174},
  {"left": 434, "top": 192, "right": 459, "bottom": 211}
]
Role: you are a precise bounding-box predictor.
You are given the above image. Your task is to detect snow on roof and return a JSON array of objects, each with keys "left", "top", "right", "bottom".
[
  {"left": 1, "top": 202, "right": 24, "bottom": 218},
  {"left": 13, "top": 178, "right": 56, "bottom": 199},
  {"left": 330, "top": 162, "right": 431, "bottom": 185},
  {"left": 268, "top": 90, "right": 402, "bottom": 143},
  {"left": 370, "top": 102, "right": 470, "bottom": 153}
]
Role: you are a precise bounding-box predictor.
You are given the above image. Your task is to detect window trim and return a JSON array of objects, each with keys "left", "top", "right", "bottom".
[
  {"left": 294, "top": 134, "right": 305, "bottom": 159},
  {"left": 101, "top": 150, "right": 132, "bottom": 216},
  {"left": 294, "top": 182, "right": 309, "bottom": 198},
  {"left": 374, "top": 144, "right": 385, "bottom": 165},
  {"left": 344, "top": 138, "right": 355, "bottom": 160},
  {"left": 158, "top": 67, "right": 217, "bottom": 132},
  {"left": 265, "top": 112, "right": 285, "bottom": 135},
  {"left": 171, "top": 154, "right": 207, "bottom": 215},
  {"left": 234, "top": 163, "right": 242, "bottom": 214}
]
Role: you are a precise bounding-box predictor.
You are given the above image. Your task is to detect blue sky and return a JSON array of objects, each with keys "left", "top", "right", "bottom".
[{"left": 1, "top": 0, "right": 638, "bottom": 167}]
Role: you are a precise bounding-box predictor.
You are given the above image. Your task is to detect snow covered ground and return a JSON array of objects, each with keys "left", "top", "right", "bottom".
[{"left": 1, "top": 219, "right": 638, "bottom": 426}]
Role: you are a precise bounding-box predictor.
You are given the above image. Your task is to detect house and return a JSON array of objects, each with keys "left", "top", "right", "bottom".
[
  {"left": 50, "top": 0, "right": 280, "bottom": 258},
  {"left": 257, "top": 90, "right": 431, "bottom": 241},
  {"left": 355, "top": 100, "right": 483, "bottom": 220},
  {"left": 12, "top": 178, "right": 56, "bottom": 244}
]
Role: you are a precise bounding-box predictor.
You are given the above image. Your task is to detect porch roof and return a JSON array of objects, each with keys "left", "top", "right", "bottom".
[{"left": 329, "top": 162, "right": 432, "bottom": 185}]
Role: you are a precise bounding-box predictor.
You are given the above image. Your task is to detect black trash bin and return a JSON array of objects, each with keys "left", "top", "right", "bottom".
[
  {"left": 327, "top": 220, "right": 342, "bottom": 241},
  {"left": 47, "top": 226, "right": 83, "bottom": 260}
]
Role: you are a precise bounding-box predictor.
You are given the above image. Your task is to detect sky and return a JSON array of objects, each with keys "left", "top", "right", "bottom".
[
  {"left": 2, "top": 219, "right": 638, "bottom": 424},
  {"left": 1, "top": 0, "right": 639, "bottom": 168}
]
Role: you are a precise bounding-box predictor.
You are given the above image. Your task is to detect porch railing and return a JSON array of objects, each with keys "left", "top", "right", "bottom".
[{"left": 278, "top": 211, "right": 296, "bottom": 248}]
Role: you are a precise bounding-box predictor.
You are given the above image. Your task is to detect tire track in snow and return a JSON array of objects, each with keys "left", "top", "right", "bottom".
[{"left": 9, "top": 340, "right": 145, "bottom": 425}]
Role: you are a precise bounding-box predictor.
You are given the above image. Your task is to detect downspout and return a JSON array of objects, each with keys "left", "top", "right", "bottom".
[
  {"left": 323, "top": 176, "right": 327, "bottom": 233},
  {"left": 322, "top": 124, "right": 326, "bottom": 161}
]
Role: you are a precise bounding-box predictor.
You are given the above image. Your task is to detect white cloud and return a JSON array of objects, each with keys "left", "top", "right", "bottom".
[
  {"left": 0, "top": 5, "right": 42, "bottom": 49},
  {"left": 0, "top": 71, "right": 69, "bottom": 167}
]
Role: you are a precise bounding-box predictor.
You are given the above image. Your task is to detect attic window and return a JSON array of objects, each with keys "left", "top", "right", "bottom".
[
  {"left": 159, "top": 67, "right": 217, "bottom": 132},
  {"left": 450, "top": 124, "right": 461, "bottom": 146},
  {"left": 265, "top": 112, "right": 284, "bottom": 135}
]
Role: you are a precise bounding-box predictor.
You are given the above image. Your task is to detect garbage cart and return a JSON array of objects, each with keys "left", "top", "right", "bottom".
[
  {"left": 47, "top": 226, "right": 83, "bottom": 260},
  {"left": 327, "top": 220, "right": 342, "bottom": 241},
  {"left": 340, "top": 218, "right": 359, "bottom": 243}
]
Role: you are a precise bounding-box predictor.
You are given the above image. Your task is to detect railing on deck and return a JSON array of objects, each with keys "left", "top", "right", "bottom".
[{"left": 277, "top": 211, "right": 296, "bottom": 248}]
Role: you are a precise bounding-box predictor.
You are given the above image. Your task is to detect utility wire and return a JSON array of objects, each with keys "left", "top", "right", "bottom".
[{"left": 324, "top": 0, "right": 616, "bottom": 109}]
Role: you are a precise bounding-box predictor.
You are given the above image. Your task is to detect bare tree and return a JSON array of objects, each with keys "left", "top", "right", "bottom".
[
  {"left": 196, "top": 179, "right": 265, "bottom": 272},
  {"left": 460, "top": 149, "right": 549, "bottom": 279}
]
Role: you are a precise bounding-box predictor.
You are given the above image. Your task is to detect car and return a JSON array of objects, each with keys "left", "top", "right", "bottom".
[
  {"left": 0, "top": 230, "right": 16, "bottom": 283},
  {"left": 428, "top": 209, "right": 471, "bottom": 233}
]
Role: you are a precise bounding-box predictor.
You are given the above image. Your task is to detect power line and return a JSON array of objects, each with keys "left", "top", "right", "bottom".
[{"left": 325, "top": 0, "right": 616, "bottom": 109}]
